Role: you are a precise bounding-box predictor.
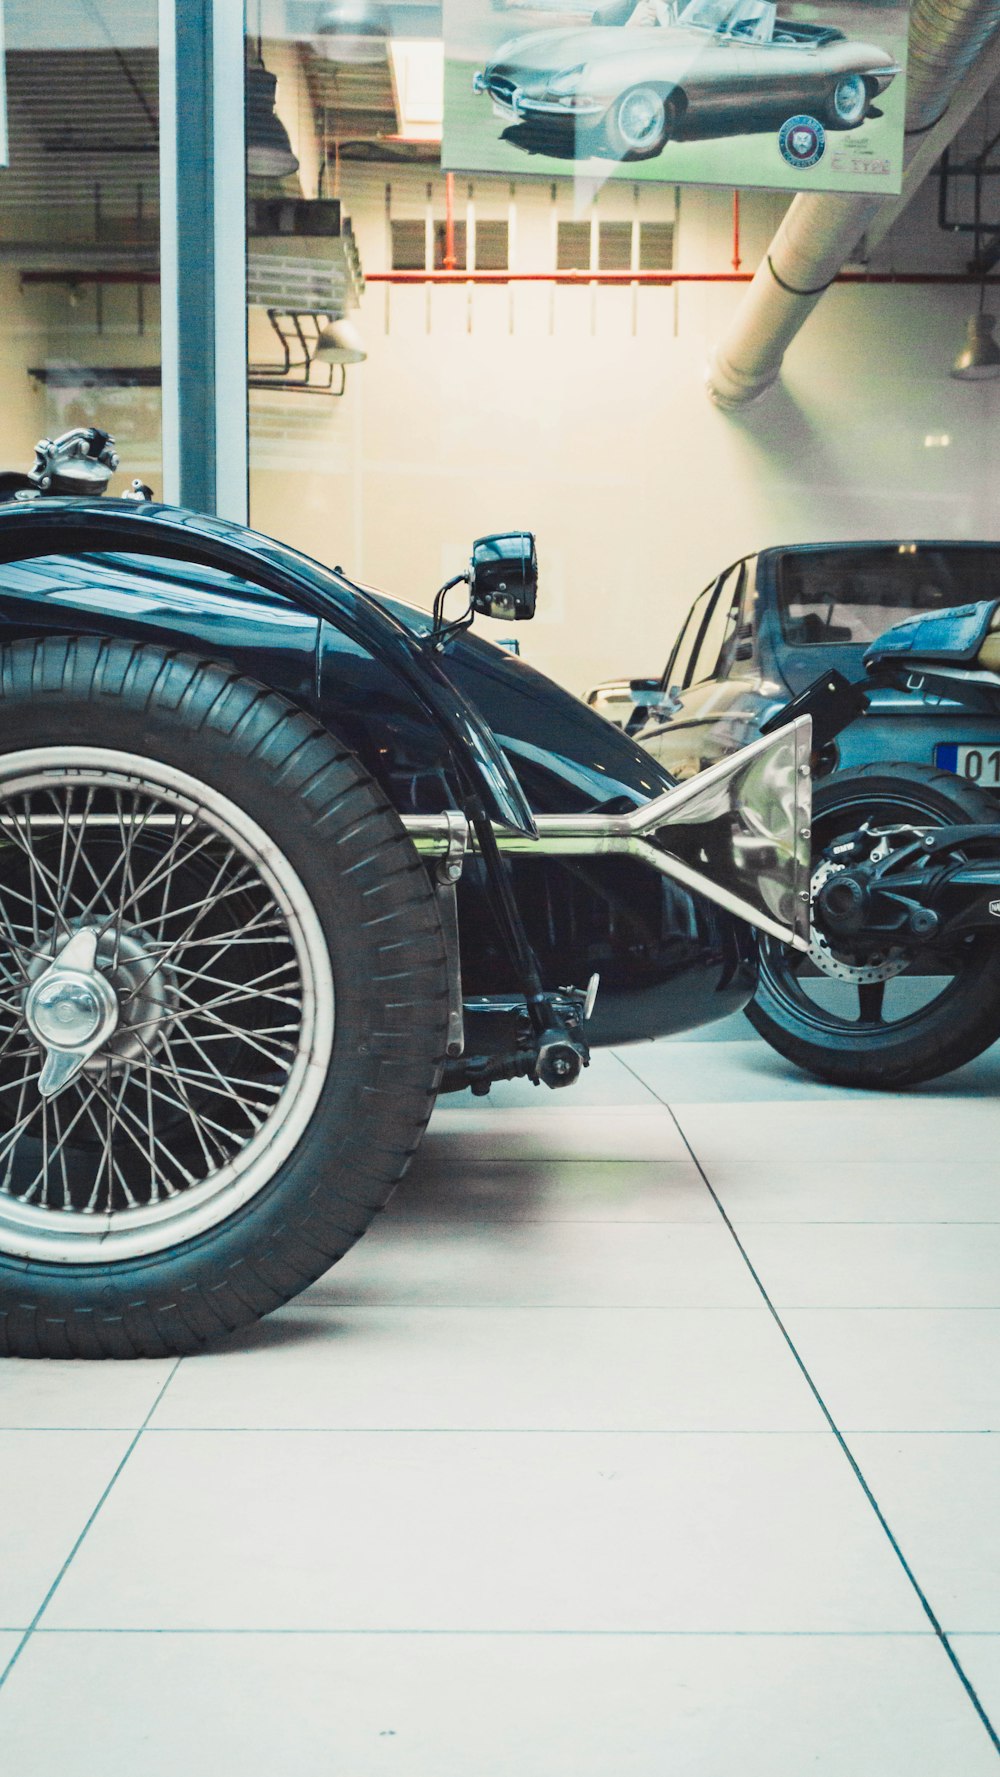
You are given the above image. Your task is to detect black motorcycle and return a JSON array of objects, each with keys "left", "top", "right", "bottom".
[{"left": 751, "top": 600, "right": 1000, "bottom": 1088}]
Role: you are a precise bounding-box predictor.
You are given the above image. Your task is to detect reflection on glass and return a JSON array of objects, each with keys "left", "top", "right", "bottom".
[{"left": 0, "top": 1, "right": 160, "bottom": 490}]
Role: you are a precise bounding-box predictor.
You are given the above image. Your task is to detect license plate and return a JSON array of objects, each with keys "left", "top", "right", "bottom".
[{"left": 936, "top": 742, "right": 1000, "bottom": 786}]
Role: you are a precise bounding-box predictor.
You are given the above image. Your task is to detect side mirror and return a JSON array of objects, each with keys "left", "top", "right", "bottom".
[
  {"left": 646, "top": 684, "right": 683, "bottom": 717},
  {"left": 469, "top": 532, "right": 537, "bottom": 622}
]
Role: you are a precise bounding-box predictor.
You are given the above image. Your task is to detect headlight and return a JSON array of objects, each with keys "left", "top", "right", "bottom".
[{"left": 547, "top": 63, "right": 586, "bottom": 93}]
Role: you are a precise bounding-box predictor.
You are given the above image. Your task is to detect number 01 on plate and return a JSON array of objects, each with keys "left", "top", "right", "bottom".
[{"left": 936, "top": 743, "right": 1000, "bottom": 787}]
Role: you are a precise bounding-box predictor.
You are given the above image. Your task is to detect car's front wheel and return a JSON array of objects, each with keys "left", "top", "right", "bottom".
[
  {"left": 823, "top": 74, "right": 870, "bottom": 129},
  {"left": 604, "top": 85, "right": 676, "bottom": 159},
  {"left": 0, "top": 637, "right": 449, "bottom": 1357}
]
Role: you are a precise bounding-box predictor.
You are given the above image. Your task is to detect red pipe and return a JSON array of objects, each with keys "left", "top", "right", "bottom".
[
  {"left": 731, "top": 191, "right": 741, "bottom": 272},
  {"left": 21, "top": 267, "right": 1000, "bottom": 291},
  {"left": 367, "top": 268, "right": 1000, "bottom": 286},
  {"left": 443, "top": 170, "right": 457, "bottom": 272}
]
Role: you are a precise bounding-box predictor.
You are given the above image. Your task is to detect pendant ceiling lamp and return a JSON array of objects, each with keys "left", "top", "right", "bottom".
[
  {"left": 951, "top": 312, "right": 1000, "bottom": 381},
  {"left": 311, "top": 1, "right": 390, "bottom": 66},
  {"left": 246, "top": 56, "right": 299, "bottom": 181},
  {"left": 314, "top": 316, "right": 367, "bottom": 365}
]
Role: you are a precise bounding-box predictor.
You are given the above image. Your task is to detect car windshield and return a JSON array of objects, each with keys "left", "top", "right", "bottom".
[
  {"left": 777, "top": 545, "right": 1000, "bottom": 648},
  {"left": 677, "top": 0, "right": 775, "bottom": 37}
]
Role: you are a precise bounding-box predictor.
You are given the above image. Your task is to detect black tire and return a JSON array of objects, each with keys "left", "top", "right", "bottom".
[
  {"left": 0, "top": 636, "right": 449, "bottom": 1357},
  {"left": 604, "top": 85, "right": 676, "bottom": 160},
  {"left": 747, "top": 762, "right": 1000, "bottom": 1089}
]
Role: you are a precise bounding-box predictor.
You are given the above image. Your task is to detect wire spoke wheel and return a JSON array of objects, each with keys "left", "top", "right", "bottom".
[
  {"left": 607, "top": 85, "right": 673, "bottom": 158},
  {"left": 829, "top": 73, "right": 868, "bottom": 127},
  {"left": 0, "top": 749, "right": 332, "bottom": 1264},
  {"left": 0, "top": 639, "right": 448, "bottom": 1357}
]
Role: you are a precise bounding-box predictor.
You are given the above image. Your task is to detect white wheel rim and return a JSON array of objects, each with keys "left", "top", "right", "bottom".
[
  {"left": 834, "top": 76, "right": 866, "bottom": 123},
  {"left": 0, "top": 747, "right": 334, "bottom": 1264},
  {"left": 617, "top": 88, "right": 666, "bottom": 150}
]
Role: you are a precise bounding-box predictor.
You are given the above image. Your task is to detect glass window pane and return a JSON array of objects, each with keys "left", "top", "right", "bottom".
[
  {"left": 722, "top": 556, "right": 759, "bottom": 677},
  {"left": 778, "top": 546, "right": 1000, "bottom": 647},
  {"left": 689, "top": 564, "right": 742, "bottom": 685},
  {"left": 242, "top": 16, "right": 682, "bottom": 694},
  {"left": 669, "top": 587, "right": 713, "bottom": 689},
  {"left": 0, "top": 1, "right": 160, "bottom": 491}
]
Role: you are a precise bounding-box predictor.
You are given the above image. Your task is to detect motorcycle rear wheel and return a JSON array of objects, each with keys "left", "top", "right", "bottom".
[{"left": 747, "top": 762, "right": 1000, "bottom": 1088}]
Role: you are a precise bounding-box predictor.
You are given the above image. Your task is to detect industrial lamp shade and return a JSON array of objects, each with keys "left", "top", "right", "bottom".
[
  {"left": 312, "top": 0, "right": 390, "bottom": 65},
  {"left": 314, "top": 316, "right": 367, "bottom": 365},
  {"left": 246, "top": 62, "right": 300, "bottom": 181},
  {"left": 951, "top": 312, "right": 1000, "bottom": 381}
]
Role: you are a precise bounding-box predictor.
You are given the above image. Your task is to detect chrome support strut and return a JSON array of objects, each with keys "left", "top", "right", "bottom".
[{"left": 403, "top": 716, "right": 813, "bottom": 954}]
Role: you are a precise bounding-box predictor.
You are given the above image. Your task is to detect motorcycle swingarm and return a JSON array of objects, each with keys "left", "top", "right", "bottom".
[{"left": 814, "top": 827, "right": 1000, "bottom": 948}]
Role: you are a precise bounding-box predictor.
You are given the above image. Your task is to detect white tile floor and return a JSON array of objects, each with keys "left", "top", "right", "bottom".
[{"left": 1, "top": 1020, "right": 1000, "bottom": 1774}]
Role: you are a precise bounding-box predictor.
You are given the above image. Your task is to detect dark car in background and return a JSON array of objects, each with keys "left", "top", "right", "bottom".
[{"left": 587, "top": 541, "right": 1000, "bottom": 793}]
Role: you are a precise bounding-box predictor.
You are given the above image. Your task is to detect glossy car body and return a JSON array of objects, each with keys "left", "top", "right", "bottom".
[
  {"left": 0, "top": 500, "right": 814, "bottom": 1086},
  {"left": 588, "top": 541, "right": 1000, "bottom": 797},
  {"left": 473, "top": 0, "right": 900, "bottom": 156}
]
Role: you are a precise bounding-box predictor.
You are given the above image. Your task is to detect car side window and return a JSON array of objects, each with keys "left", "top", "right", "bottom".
[
  {"left": 688, "top": 563, "right": 743, "bottom": 686},
  {"left": 718, "top": 557, "right": 758, "bottom": 680},
  {"left": 663, "top": 584, "right": 715, "bottom": 691}
]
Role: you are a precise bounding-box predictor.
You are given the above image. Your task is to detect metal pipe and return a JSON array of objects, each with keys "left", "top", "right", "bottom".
[
  {"left": 17, "top": 266, "right": 1000, "bottom": 291},
  {"left": 707, "top": 0, "right": 1000, "bottom": 408},
  {"left": 444, "top": 170, "right": 457, "bottom": 271},
  {"left": 364, "top": 268, "right": 1000, "bottom": 286}
]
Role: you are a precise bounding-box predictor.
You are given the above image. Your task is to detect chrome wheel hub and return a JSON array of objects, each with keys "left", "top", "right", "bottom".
[
  {"left": 619, "top": 89, "right": 663, "bottom": 147},
  {"left": 23, "top": 929, "right": 120, "bottom": 1098}
]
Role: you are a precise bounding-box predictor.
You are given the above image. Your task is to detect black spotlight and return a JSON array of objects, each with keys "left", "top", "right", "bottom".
[{"left": 246, "top": 59, "right": 299, "bottom": 181}]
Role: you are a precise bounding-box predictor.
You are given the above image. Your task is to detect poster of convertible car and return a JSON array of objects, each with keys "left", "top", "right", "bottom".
[{"left": 442, "top": 0, "right": 909, "bottom": 194}]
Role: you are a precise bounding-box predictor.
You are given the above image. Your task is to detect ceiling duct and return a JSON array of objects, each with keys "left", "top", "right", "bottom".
[{"left": 706, "top": 0, "right": 1000, "bottom": 408}]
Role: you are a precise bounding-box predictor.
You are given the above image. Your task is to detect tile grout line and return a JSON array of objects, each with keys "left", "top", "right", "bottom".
[
  {"left": 613, "top": 1051, "right": 1000, "bottom": 1761},
  {"left": 0, "top": 1356, "right": 184, "bottom": 1699},
  {"left": 0, "top": 1626, "right": 948, "bottom": 1638}
]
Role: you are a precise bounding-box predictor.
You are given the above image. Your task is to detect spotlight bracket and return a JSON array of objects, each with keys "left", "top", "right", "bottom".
[{"left": 248, "top": 309, "right": 347, "bottom": 395}]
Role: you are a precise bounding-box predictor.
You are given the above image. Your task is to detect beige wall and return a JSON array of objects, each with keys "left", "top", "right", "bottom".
[
  {"left": 250, "top": 161, "right": 1000, "bottom": 695},
  {"left": 0, "top": 268, "right": 47, "bottom": 465}
]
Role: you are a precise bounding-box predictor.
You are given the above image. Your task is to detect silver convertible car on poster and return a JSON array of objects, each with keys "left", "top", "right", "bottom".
[{"left": 474, "top": 0, "right": 901, "bottom": 159}]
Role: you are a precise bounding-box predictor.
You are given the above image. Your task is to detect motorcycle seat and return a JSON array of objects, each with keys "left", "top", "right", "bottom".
[
  {"left": 865, "top": 599, "right": 1000, "bottom": 672},
  {"left": 979, "top": 609, "right": 1000, "bottom": 671}
]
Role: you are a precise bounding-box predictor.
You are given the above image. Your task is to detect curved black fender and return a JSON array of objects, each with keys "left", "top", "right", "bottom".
[{"left": 0, "top": 498, "right": 536, "bottom": 836}]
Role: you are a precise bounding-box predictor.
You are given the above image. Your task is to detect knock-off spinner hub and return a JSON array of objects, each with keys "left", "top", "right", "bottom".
[
  {"left": 25, "top": 968, "right": 118, "bottom": 1050},
  {"left": 22, "top": 928, "right": 120, "bottom": 1098}
]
